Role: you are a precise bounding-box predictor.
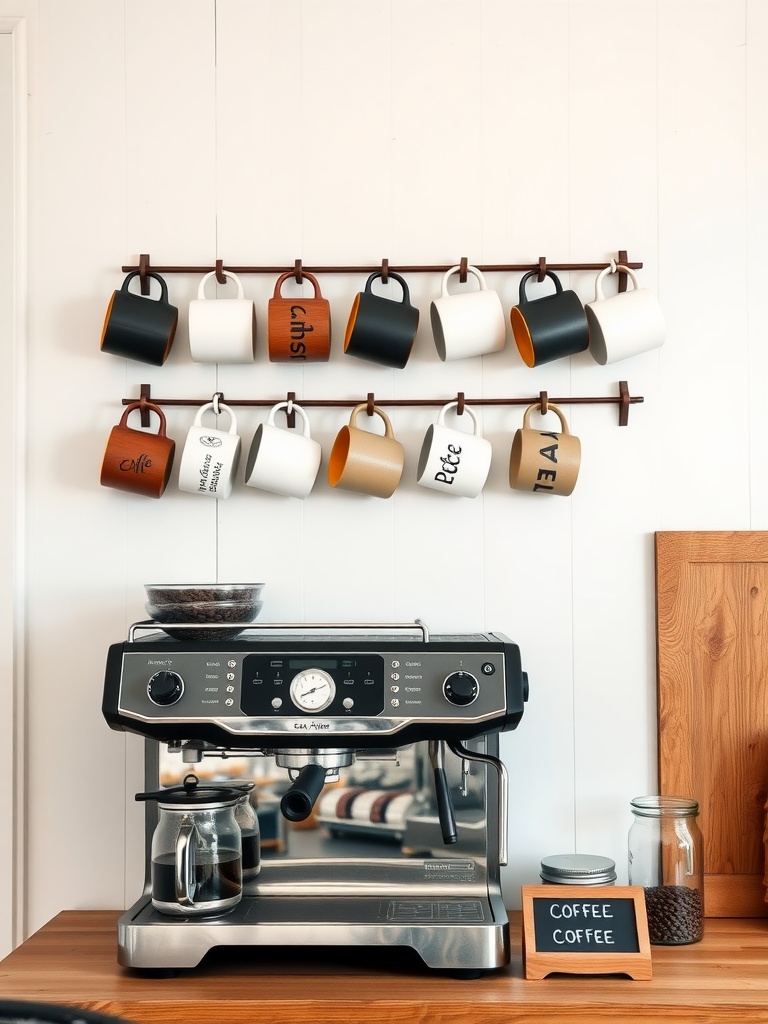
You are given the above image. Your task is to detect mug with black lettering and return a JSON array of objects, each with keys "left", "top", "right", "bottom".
[
  {"left": 100, "top": 271, "right": 179, "bottom": 366},
  {"left": 416, "top": 401, "right": 492, "bottom": 498},
  {"left": 510, "top": 270, "right": 589, "bottom": 368},
  {"left": 268, "top": 271, "right": 331, "bottom": 362},
  {"left": 344, "top": 271, "right": 419, "bottom": 369},
  {"left": 100, "top": 401, "right": 175, "bottom": 498},
  {"left": 178, "top": 400, "right": 241, "bottom": 500},
  {"left": 509, "top": 402, "right": 581, "bottom": 496}
]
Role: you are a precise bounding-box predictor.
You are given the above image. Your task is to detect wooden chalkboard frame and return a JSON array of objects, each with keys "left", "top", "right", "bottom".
[{"left": 521, "top": 885, "right": 652, "bottom": 980}]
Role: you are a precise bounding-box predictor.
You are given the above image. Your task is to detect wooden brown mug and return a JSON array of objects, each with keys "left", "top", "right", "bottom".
[
  {"left": 268, "top": 271, "right": 331, "bottom": 362},
  {"left": 100, "top": 401, "right": 176, "bottom": 498}
]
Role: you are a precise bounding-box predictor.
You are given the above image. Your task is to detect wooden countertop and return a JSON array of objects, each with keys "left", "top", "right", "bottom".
[{"left": 1, "top": 911, "right": 768, "bottom": 1023}]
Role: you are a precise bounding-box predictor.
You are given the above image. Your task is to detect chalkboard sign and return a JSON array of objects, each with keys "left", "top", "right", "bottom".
[{"left": 521, "top": 885, "right": 652, "bottom": 980}]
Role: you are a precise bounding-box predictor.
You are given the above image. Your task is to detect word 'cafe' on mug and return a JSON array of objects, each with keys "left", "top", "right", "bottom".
[
  {"left": 268, "top": 271, "right": 331, "bottom": 362},
  {"left": 100, "top": 401, "right": 176, "bottom": 499},
  {"left": 509, "top": 402, "right": 581, "bottom": 497},
  {"left": 178, "top": 399, "right": 241, "bottom": 500}
]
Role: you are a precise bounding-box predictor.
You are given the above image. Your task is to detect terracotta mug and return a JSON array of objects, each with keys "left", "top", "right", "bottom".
[
  {"left": 100, "top": 271, "right": 178, "bottom": 366},
  {"left": 100, "top": 401, "right": 176, "bottom": 498},
  {"left": 509, "top": 402, "right": 581, "bottom": 496},
  {"left": 328, "top": 404, "right": 404, "bottom": 498},
  {"left": 268, "top": 271, "right": 331, "bottom": 362}
]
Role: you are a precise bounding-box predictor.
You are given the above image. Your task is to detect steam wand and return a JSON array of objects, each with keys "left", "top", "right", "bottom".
[{"left": 428, "top": 740, "right": 458, "bottom": 845}]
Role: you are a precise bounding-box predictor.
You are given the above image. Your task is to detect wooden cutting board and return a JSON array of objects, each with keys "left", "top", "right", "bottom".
[{"left": 655, "top": 531, "right": 768, "bottom": 917}]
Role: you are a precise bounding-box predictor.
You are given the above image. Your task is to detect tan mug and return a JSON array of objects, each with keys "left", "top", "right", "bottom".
[
  {"left": 100, "top": 401, "right": 176, "bottom": 498},
  {"left": 509, "top": 402, "right": 581, "bottom": 496},
  {"left": 328, "top": 403, "right": 404, "bottom": 498},
  {"left": 268, "top": 271, "right": 331, "bottom": 362}
]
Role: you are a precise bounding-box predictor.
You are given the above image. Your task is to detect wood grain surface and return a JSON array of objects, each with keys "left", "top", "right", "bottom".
[
  {"left": 656, "top": 531, "right": 768, "bottom": 918},
  {"left": 2, "top": 911, "right": 768, "bottom": 1023}
]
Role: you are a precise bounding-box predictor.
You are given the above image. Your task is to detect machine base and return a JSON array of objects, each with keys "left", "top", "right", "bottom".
[{"left": 118, "top": 894, "right": 510, "bottom": 973}]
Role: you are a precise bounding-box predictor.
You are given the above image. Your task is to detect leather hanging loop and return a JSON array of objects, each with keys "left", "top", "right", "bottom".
[
  {"left": 459, "top": 257, "right": 468, "bottom": 284},
  {"left": 366, "top": 392, "right": 375, "bottom": 417},
  {"left": 618, "top": 250, "right": 629, "bottom": 293},
  {"left": 212, "top": 391, "right": 223, "bottom": 417},
  {"left": 139, "top": 253, "right": 151, "bottom": 295},
  {"left": 215, "top": 259, "right": 227, "bottom": 285},
  {"left": 537, "top": 256, "right": 547, "bottom": 283},
  {"left": 139, "top": 383, "right": 152, "bottom": 427},
  {"left": 286, "top": 391, "right": 296, "bottom": 429},
  {"left": 456, "top": 391, "right": 465, "bottom": 416},
  {"left": 539, "top": 390, "right": 549, "bottom": 416},
  {"left": 294, "top": 259, "right": 303, "bottom": 285}
]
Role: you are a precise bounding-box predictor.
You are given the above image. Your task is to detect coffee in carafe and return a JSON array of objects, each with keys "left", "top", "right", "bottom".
[{"left": 137, "top": 775, "right": 243, "bottom": 917}]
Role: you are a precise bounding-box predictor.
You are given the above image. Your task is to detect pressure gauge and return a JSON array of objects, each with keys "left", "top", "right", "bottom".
[{"left": 289, "top": 668, "right": 336, "bottom": 713}]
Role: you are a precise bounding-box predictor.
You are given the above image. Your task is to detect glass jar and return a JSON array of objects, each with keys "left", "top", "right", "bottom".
[
  {"left": 218, "top": 780, "right": 261, "bottom": 887},
  {"left": 628, "top": 795, "right": 704, "bottom": 944}
]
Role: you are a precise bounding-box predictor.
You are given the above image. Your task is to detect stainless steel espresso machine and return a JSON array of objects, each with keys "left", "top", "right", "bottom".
[{"left": 102, "top": 621, "right": 528, "bottom": 975}]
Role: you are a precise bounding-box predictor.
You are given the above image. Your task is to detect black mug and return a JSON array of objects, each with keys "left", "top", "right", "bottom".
[
  {"left": 344, "top": 271, "right": 420, "bottom": 369},
  {"left": 100, "top": 271, "right": 179, "bottom": 366},
  {"left": 510, "top": 270, "right": 588, "bottom": 368}
]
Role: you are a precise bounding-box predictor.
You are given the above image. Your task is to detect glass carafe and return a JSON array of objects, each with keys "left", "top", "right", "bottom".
[
  {"left": 628, "top": 795, "right": 704, "bottom": 944},
  {"left": 137, "top": 776, "right": 243, "bottom": 917}
]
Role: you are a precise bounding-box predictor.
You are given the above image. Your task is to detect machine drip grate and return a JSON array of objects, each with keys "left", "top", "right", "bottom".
[{"left": 386, "top": 899, "right": 485, "bottom": 922}]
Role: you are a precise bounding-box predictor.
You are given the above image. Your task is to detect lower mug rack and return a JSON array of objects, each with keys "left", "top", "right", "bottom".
[{"left": 125, "top": 381, "right": 643, "bottom": 427}]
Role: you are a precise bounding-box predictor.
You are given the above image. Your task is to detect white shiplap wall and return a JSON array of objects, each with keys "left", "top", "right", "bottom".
[{"left": 2, "top": 0, "right": 766, "bottom": 954}]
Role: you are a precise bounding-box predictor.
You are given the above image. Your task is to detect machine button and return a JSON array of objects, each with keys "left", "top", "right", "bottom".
[
  {"left": 271, "top": 697, "right": 283, "bottom": 710},
  {"left": 443, "top": 671, "right": 479, "bottom": 707},
  {"left": 343, "top": 697, "right": 354, "bottom": 710},
  {"left": 481, "top": 662, "right": 495, "bottom": 675},
  {"left": 147, "top": 670, "right": 184, "bottom": 706}
]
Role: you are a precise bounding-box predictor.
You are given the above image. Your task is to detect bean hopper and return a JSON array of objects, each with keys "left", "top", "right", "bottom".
[{"left": 103, "top": 620, "right": 529, "bottom": 975}]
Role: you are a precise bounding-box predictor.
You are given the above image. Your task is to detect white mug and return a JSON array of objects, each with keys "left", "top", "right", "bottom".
[
  {"left": 188, "top": 270, "right": 256, "bottom": 363},
  {"left": 244, "top": 401, "right": 322, "bottom": 499},
  {"left": 430, "top": 265, "right": 506, "bottom": 361},
  {"left": 585, "top": 265, "right": 665, "bottom": 365},
  {"left": 416, "top": 401, "right": 492, "bottom": 498},
  {"left": 178, "top": 400, "right": 241, "bottom": 499}
]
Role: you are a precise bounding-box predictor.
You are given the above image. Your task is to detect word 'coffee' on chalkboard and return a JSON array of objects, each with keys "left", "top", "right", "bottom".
[{"left": 521, "top": 885, "right": 652, "bottom": 981}]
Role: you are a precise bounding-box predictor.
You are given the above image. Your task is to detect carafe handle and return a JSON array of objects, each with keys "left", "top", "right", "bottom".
[{"left": 175, "top": 820, "right": 196, "bottom": 907}]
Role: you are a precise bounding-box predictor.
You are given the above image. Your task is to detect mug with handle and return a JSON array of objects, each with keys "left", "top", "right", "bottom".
[
  {"left": 430, "top": 265, "right": 506, "bottom": 361},
  {"left": 510, "top": 270, "right": 589, "bottom": 368},
  {"left": 244, "top": 401, "right": 322, "bottom": 498},
  {"left": 509, "top": 401, "right": 581, "bottom": 496},
  {"left": 328, "top": 403, "right": 404, "bottom": 498},
  {"left": 187, "top": 270, "right": 256, "bottom": 363},
  {"left": 268, "top": 271, "right": 331, "bottom": 362},
  {"left": 586, "top": 264, "right": 665, "bottom": 365},
  {"left": 416, "top": 401, "right": 492, "bottom": 497},
  {"left": 178, "top": 400, "right": 241, "bottom": 500},
  {"left": 344, "top": 272, "right": 419, "bottom": 369},
  {"left": 100, "top": 400, "right": 176, "bottom": 498},
  {"left": 100, "top": 271, "right": 178, "bottom": 366}
]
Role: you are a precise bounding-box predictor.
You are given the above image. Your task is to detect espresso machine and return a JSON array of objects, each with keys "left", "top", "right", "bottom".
[{"left": 102, "top": 620, "right": 528, "bottom": 974}]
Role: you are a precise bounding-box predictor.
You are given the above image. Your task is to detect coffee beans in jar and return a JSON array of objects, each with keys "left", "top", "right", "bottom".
[{"left": 628, "top": 795, "right": 704, "bottom": 945}]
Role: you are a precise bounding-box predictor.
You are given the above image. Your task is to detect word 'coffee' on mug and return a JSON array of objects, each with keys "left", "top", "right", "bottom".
[
  {"left": 509, "top": 402, "right": 581, "bottom": 497},
  {"left": 178, "top": 399, "right": 241, "bottom": 500}
]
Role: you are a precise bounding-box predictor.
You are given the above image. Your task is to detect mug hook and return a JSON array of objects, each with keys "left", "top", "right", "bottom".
[{"left": 212, "top": 391, "right": 223, "bottom": 416}]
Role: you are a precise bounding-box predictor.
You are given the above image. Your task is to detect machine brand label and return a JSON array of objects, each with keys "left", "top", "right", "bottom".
[{"left": 293, "top": 721, "right": 331, "bottom": 730}]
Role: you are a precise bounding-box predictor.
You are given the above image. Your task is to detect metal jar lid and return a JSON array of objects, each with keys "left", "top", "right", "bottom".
[{"left": 540, "top": 854, "right": 617, "bottom": 885}]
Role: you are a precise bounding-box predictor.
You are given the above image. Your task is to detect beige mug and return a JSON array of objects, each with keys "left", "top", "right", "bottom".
[
  {"left": 328, "top": 404, "right": 404, "bottom": 498},
  {"left": 509, "top": 402, "right": 581, "bottom": 496}
]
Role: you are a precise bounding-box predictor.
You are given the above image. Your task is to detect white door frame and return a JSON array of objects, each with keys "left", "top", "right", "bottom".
[{"left": 0, "top": 13, "right": 28, "bottom": 957}]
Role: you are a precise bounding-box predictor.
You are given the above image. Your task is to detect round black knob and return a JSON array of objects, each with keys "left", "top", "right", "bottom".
[
  {"left": 148, "top": 670, "right": 184, "bottom": 706},
  {"left": 443, "top": 671, "right": 479, "bottom": 707}
]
